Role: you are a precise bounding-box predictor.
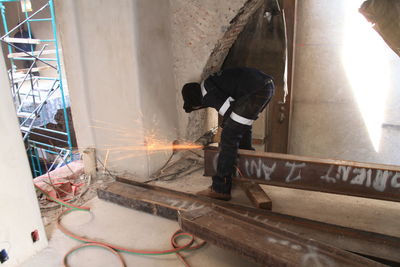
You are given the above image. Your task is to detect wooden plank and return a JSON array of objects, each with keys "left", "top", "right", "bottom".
[
  {"left": 15, "top": 66, "right": 52, "bottom": 73},
  {"left": 179, "top": 207, "right": 383, "bottom": 267},
  {"left": 204, "top": 147, "right": 400, "bottom": 202},
  {"left": 97, "top": 178, "right": 400, "bottom": 264},
  {"left": 8, "top": 49, "right": 58, "bottom": 58},
  {"left": 3, "top": 37, "right": 41, "bottom": 44},
  {"left": 240, "top": 181, "right": 272, "bottom": 209}
]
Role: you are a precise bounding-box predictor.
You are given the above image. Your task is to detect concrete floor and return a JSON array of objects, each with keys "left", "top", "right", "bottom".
[
  {"left": 21, "top": 156, "right": 400, "bottom": 266},
  {"left": 21, "top": 196, "right": 256, "bottom": 267}
]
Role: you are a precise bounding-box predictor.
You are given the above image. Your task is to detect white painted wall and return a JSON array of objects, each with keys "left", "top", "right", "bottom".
[
  {"left": 55, "top": 0, "right": 178, "bottom": 179},
  {"left": 290, "top": 0, "right": 400, "bottom": 165},
  {"left": 55, "top": 0, "right": 252, "bottom": 179},
  {"left": 0, "top": 46, "right": 47, "bottom": 265}
]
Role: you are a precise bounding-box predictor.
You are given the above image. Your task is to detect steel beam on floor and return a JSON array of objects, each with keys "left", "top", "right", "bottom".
[
  {"left": 97, "top": 177, "right": 400, "bottom": 264},
  {"left": 204, "top": 146, "right": 400, "bottom": 202},
  {"left": 179, "top": 206, "right": 383, "bottom": 267}
]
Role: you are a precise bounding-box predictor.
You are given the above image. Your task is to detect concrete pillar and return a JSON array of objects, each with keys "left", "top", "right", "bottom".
[
  {"left": 0, "top": 44, "right": 47, "bottom": 265},
  {"left": 55, "top": 0, "right": 178, "bottom": 180},
  {"left": 290, "top": 0, "right": 400, "bottom": 165}
]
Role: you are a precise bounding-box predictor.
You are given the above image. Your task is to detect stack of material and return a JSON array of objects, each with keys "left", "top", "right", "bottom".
[
  {"left": 98, "top": 148, "right": 400, "bottom": 266},
  {"left": 34, "top": 160, "right": 84, "bottom": 201}
]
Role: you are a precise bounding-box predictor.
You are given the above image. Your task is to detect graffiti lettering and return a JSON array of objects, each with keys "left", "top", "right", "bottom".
[
  {"left": 321, "top": 165, "right": 336, "bottom": 183},
  {"left": 301, "top": 246, "right": 335, "bottom": 267},
  {"left": 244, "top": 159, "right": 276, "bottom": 180},
  {"left": 336, "top": 166, "right": 351, "bottom": 181},
  {"left": 285, "top": 162, "right": 306, "bottom": 182},
  {"left": 391, "top": 173, "right": 400, "bottom": 188},
  {"left": 372, "top": 170, "right": 391, "bottom": 192},
  {"left": 350, "top": 168, "right": 372, "bottom": 186}
]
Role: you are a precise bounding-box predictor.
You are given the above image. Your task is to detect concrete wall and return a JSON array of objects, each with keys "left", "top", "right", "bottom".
[
  {"left": 55, "top": 0, "right": 264, "bottom": 179},
  {"left": 290, "top": 0, "right": 400, "bottom": 165},
  {"left": 0, "top": 46, "right": 47, "bottom": 265},
  {"left": 55, "top": 0, "right": 177, "bottom": 179},
  {"left": 170, "top": 0, "right": 257, "bottom": 141}
]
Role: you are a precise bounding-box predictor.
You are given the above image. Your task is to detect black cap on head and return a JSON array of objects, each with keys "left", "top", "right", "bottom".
[{"left": 182, "top": 82, "right": 203, "bottom": 113}]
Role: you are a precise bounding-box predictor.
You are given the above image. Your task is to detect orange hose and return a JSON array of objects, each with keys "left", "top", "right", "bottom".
[{"left": 36, "top": 183, "right": 206, "bottom": 266}]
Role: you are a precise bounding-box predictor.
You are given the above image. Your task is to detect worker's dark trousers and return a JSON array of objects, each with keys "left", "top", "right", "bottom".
[{"left": 212, "top": 83, "right": 274, "bottom": 194}]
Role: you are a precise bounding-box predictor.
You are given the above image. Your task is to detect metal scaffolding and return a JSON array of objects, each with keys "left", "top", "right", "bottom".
[{"left": 0, "top": 0, "right": 73, "bottom": 177}]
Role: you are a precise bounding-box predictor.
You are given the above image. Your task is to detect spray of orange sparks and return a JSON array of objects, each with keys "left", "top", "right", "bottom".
[{"left": 90, "top": 119, "right": 203, "bottom": 164}]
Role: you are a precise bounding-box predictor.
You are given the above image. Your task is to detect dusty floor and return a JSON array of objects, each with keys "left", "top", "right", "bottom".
[
  {"left": 39, "top": 172, "right": 115, "bottom": 239},
  {"left": 22, "top": 150, "right": 400, "bottom": 266},
  {"left": 22, "top": 196, "right": 258, "bottom": 267}
]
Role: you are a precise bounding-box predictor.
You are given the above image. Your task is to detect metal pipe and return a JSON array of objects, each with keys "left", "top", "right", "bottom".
[
  {"left": 0, "top": 3, "right": 15, "bottom": 67},
  {"left": 31, "top": 126, "right": 68, "bottom": 136},
  {"left": 49, "top": 0, "right": 73, "bottom": 151},
  {"left": 35, "top": 77, "right": 58, "bottom": 80},
  {"left": 29, "top": 18, "right": 52, "bottom": 22},
  {"left": 33, "top": 146, "right": 43, "bottom": 176},
  {"left": 21, "top": 129, "right": 69, "bottom": 144},
  {"left": 28, "top": 140, "right": 67, "bottom": 152},
  {"left": 12, "top": 57, "right": 57, "bottom": 61}
]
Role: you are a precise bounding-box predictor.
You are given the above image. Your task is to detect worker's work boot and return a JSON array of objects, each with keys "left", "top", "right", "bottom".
[{"left": 196, "top": 186, "right": 231, "bottom": 201}]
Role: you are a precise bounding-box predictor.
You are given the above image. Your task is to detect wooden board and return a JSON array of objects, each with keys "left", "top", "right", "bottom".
[
  {"left": 8, "top": 49, "right": 58, "bottom": 58},
  {"left": 3, "top": 37, "right": 41, "bottom": 44},
  {"left": 97, "top": 178, "right": 400, "bottom": 264},
  {"left": 240, "top": 181, "right": 272, "bottom": 209},
  {"left": 15, "top": 66, "right": 52, "bottom": 74}
]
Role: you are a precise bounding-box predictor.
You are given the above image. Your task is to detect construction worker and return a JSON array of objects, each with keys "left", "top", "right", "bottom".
[
  {"left": 182, "top": 67, "right": 275, "bottom": 200},
  {"left": 13, "top": 23, "right": 39, "bottom": 75}
]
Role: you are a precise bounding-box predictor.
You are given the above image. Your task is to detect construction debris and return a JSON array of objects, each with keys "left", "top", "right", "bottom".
[{"left": 33, "top": 160, "right": 85, "bottom": 202}]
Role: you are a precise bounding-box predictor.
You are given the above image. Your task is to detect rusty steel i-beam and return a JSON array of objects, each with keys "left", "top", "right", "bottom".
[
  {"left": 204, "top": 147, "right": 400, "bottom": 202},
  {"left": 98, "top": 178, "right": 400, "bottom": 263},
  {"left": 179, "top": 207, "right": 384, "bottom": 267}
]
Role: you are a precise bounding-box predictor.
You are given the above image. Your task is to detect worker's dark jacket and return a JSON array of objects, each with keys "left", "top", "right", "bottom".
[
  {"left": 14, "top": 30, "right": 36, "bottom": 53},
  {"left": 201, "top": 67, "right": 274, "bottom": 126},
  {"left": 202, "top": 68, "right": 275, "bottom": 194}
]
